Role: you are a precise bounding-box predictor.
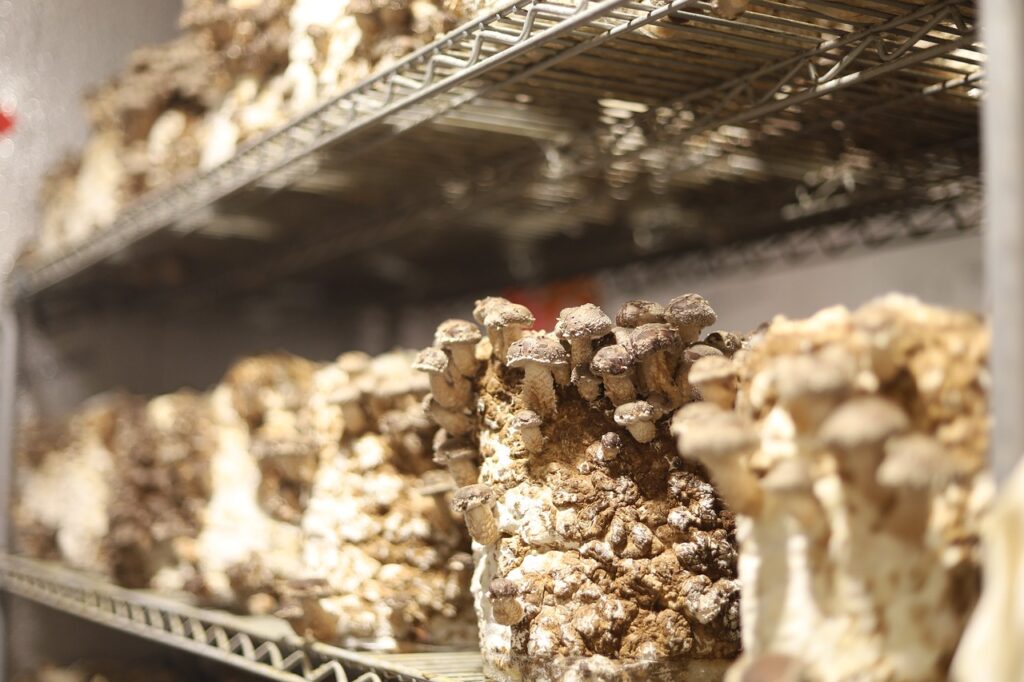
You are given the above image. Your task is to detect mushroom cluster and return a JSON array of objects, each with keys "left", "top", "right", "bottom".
[
  {"left": 27, "top": 0, "right": 498, "bottom": 263},
  {"left": 416, "top": 295, "right": 743, "bottom": 681},
  {"left": 672, "top": 294, "right": 991, "bottom": 682}
]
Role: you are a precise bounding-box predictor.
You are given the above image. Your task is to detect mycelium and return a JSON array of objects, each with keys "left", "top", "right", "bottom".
[
  {"left": 673, "top": 294, "right": 991, "bottom": 682},
  {"left": 418, "top": 295, "right": 740, "bottom": 681}
]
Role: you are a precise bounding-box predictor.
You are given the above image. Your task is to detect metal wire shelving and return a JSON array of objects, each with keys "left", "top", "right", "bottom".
[
  {"left": 0, "top": 555, "right": 484, "bottom": 682},
  {"left": 12, "top": 0, "right": 982, "bottom": 310}
]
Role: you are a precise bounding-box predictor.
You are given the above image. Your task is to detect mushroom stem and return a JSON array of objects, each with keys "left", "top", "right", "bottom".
[
  {"left": 489, "top": 578, "right": 525, "bottom": 626},
  {"left": 625, "top": 421, "right": 656, "bottom": 444},
  {"left": 424, "top": 397, "right": 474, "bottom": 436},
  {"left": 603, "top": 375, "right": 636, "bottom": 406},
  {"left": 639, "top": 351, "right": 681, "bottom": 403},
  {"left": 522, "top": 365, "right": 558, "bottom": 418},
  {"left": 452, "top": 485, "right": 499, "bottom": 545},
  {"left": 519, "top": 425, "right": 543, "bottom": 454},
  {"left": 427, "top": 372, "right": 472, "bottom": 410},
  {"left": 569, "top": 339, "right": 595, "bottom": 369},
  {"left": 573, "top": 367, "right": 602, "bottom": 402},
  {"left": 448, "top": 346, "right": 479, "bottom": 377}
]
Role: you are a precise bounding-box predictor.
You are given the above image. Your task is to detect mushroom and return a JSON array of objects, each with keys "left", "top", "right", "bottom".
[
  {"left": 488, "top": 577, "right": 525, "bottom": 625},
  {"left": 759, "top": 457, "right": 827, "bottom": 538},
  {"left": 627, "top": 324, "right": 683, "bottom": 405},
  {"left": 434, "top": 319, "right": 483, "bottom": 377},
  {"left": 664, "top": 294, "right": 717, "bottom": 344},
  {"left": 506, "top": 336, "right": 570, "bottom": 417},
  {"left": 878, "top": 433, "right": 952, "bottom": 542},
  {"left": 418, "top": 470, "right": 457, "bottom": 530},
  {"left": 597, "top": 432, "right": 623, "bottom": 463},
  {"left": 413, "top": 347, "right": 471, "bottom": 409},
  {"left": 615, "top": 299, "right": 665, "bottom": 328},
  {"left": 422, "top": 395, "right": 474, "bottom": 436},
  {"left": 512, "top": 409, "right": 544, "bottom": 454},
  {"left": 614, "top": 400, "right": 659, "bottom": 443},
  {"left": 671, "top": 403, "right": 762, "bottom": 515},
  {"left": 572, "top": 366, "right": 603, "bottom": 402},
  {"left": 433, "top": 437, "right": 479, "bottom": 486},
  {"left": 703, "top": 331, "right": 743, "bottom": 356},
  {"left": 451, "top": 484, "right": 499, "bottom": 545},
  {"left": 682, "top": 343, "right": 724, "bottom": 366},
  {"left": 555, "top": 304, "right": 613, "bottom": 368},
  {"left": 591, "top": 344, "right": 637, "bottom": 407},
  {"left": 771, "top": 350, "right": 855, "bottom": 432},
  {"left": 482, "top": 300, "right": 535, "bottom": 363},
  {"left": 328, "top": 384, "right": 368, "bottom": 436},
  {"left": 473, "top": 296, "right": 506, "bottom": 324},
  {"left": 819, "top": 396, "right": 909, "bottom": 491},
  {"left": 689, "top": 355, "right": 737, "bottom": 409}
]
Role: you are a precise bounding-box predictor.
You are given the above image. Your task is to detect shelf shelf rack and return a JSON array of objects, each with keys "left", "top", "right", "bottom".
[
  {"left": 12, "top": 0, "right": 982, "bottom": 308},
  {"left": 0, "top": 555, "right": 485, "bottom": 682}
]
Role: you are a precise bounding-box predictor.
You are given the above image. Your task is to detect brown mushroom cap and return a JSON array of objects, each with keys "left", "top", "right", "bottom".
[
  {"left": 488, "top": 577, "right": 519, "bottom": 599},
  {"left": 451, "top": 484, "right": 495, "bottom": 512},
  {"left": 614, "top": 400, "right": 657, "bottom": 426},
  {"left": 484, "top": 301, "right": 535, "bottom": 331},
  {"left": 412, "top": 347, "right": 449, "bottom": 374},
  {"left": 601, "top": 432, "right": 624, "bottom": 452},
  {"left": 683, "top": 343, "right": 724, "bottom": 365},
  {"left": 689, "top": 355, "right": 735, "bottom": 384},
  {"left": 473, "top": 296, "right": 508, "bottom": 324},
  {"left": 506, "top": 336, "right": 569, "bottom": 370},
  {"left": 879, "top": 433, "right": 953, "bottom": 489},
  {"left": 819, "top": 396, "right": 909, "bottom": 451},
  {"left": 616, "top": 299, "right": 666, "bottom": 327},
  {"left": 591, "top": 344, "right": 633, "bottom": 376},
  {"left": 704, "top": 331, "right": 743, "bottom": 355},
  {"left": 435, "top": 319, "right": 482, "bottom": 346},
  {"left": 555, "top": 304, "right": 613, "bottom": 341},
  {"left": 512, "top": 409, "right": 542, "bottom": 429},
  {"left": 671, "top": 403, "right": 757, "bottom": 461},
  {"left": 626, "top": 323, "right": 680, "bottom": 359},
  {"left": 665, "top": 294, "right": 717, "bottom": 332}
]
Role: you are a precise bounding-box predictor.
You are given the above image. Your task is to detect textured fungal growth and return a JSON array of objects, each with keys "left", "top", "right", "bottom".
[
  {"left": 665, "top": 294, "right": 717, "bottom": 345},
  {"left": 677, "top": 295, "right": 991, "bottom": 682},
  {"left": 555, "top": 304, "right": 614, "bottom": 369},
  {"left": 419, "top": 296, "right": 740, "bottom": 681}
]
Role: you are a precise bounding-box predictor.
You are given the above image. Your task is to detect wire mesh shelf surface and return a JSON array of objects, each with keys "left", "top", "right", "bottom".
[
  {"left": 0, "top": 555, "right": 485, "bottom": 682},
  {"left": 14, "top": 0, "right": 982, "bottom": 310}
]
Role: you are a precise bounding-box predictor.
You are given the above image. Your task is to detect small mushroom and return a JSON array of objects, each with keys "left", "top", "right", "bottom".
[
  {"left": 664, "top": 294, "right": 717, "bottom": 344},
  {"left": 672, "top": 403, "right": 762, "bottom": 515},
  {"left": 627, "top": 323, "right": 683, "bottom": 405},
  {"left": 614, "top": 400, "right": 659, "bottom": 443},
  {"left": 572, "top": 366, "right": 603, "bottom": 402},
  {"left": 878, "top": 433, "right": 952, "bottom": 542},
  {"left": 482, "top": 300, "right": 535, "bottom": 363},
  {"left": 771, "top": 350, "right": 855, "bottom": 431},
  {"left": 682, "top": 343, "right": 724, "bottom": 366},
  {"left": 488, "top": 577, "right": 525, "bottom": 625},
  {"left": 512, "top": 409, "right": 544, "bottom": 454},
  {"left": 819, "top": 396, "right": 909, "bottom": 491},
  {"left": 689, "top": 355, "right": 737, "bottom": 409},
  {"left": 759, "top": 458, "right": 827, "bottom": 538},
  {"left": 598, "top": 432, "right": 623, "bottom": 462},
  {"left": 703, "top": 331, "right": 743, "bottom": 356},
  {"left": 434, "top": 319, "right": 483, "bottom": 377},
  {"left": 451, "top": 484, "right": 499, "bottom": 545},
  {"left": 413, "top": 347, "right": 471, "bottom": 409},
  {"left": 418, "top": 470, "right": 457, "bottom": 530},
  {"left": 555, "top": 304, "right": 613, "bottom": 368},
  {"left": 506, "top": 336, "right": 570, "bottom": 417},
  {"left": 329, "top": 384, "right": 368, "bottom": 436},
  {"left": 422, "top": 395, "right": 474, "bottom": 436},
  {"left": 591, "top": 344, "right": 637, "bottom": 407},
  {"left": 433, "top": 437, "right": 479, "bottom": 486},
  {"left": 615, "top": 299, "right": 665, "bottom": 327}
]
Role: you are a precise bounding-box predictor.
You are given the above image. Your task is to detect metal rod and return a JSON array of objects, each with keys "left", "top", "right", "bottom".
[{"left": 981, "top": 0, "right": 1024, "bottom": 483}]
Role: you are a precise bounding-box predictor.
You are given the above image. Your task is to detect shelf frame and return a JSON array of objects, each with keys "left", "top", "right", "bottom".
[{"left": 0, "top": 555, "right": 484, "bottom": 682}]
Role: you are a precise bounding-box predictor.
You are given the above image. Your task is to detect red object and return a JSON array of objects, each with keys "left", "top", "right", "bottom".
[
  {"left": 0, "top": 109, "right": 14, "bottom": 136},
  {"left": 503, "top": 277, "right": 602, "bottom": 332}
]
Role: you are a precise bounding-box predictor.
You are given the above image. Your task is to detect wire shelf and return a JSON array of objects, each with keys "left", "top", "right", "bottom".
[
  {"left": 0, "top": 555, "right": 485, "bottom": 682},
  {"left": 13, "top": 0, "right": 981, "bottom": 309}
]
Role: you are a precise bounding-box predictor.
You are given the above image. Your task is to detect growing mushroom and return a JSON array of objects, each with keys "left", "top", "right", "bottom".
[
  {"left": 689, "top": 355, "right": 737, "bottom": 409},
  {"left": 506, "top": 336, "right": 570, "bottom": 418},
  {"left": 483, "top": 300, "right": 535, "bottom": 363},
  {"left": 512, "top": 409, "right": 544, "bottom": 454},
  {"left": 451, "top": 484, "right": 499, "bottom": 545},
  {"left": 422, "top": 395, "right": 474, "bottom": 437},
  {"left": 597, "top": 432, "right": 623, "bottom": 462},
  {"left": 671, "top": 403, "right": 762, "bottom": 515},
  {"left": 819, "top": 396, "right": 909, "bottom": 492},
  {"left": 665, "top": 294, "right": 717, "bottom": 344},
  {"left": 413, "top": 347, "right": 471, "bottom": 410},
  {"left": 877, "top": 433, "right": 952, "bottom": 541},
  {"left": 433, "top": 437, "right": 479, "bottom": 486},
  {"left": 770, "top": 350, "right": 855, "bottom": 432},
  {"left": 615, "top": 299, "right": 665, "bottom": 328},
  {"left": 555, "top": 303, "right": 613, "bottom": 369},
  {"left": 758, "top": 457, "right": 827, "bottom": 538},
  {"left": 434, "top": 319, "right": 483, "bottom": 378},
  {"left": 614, "top": 400, "right": 659, "bottom": 443},
  {"left": 419, "top": 469, "right": 457, "bottom": 531},
  {"left": 488, "top": 577, "right": 525, "bottom": 625},
  {"left": 627, "top": 323, "right": 683, "bottom": 405},
  {"left": 572, "top": 366, "right": 603, "bottom": 402},
  {"left": 704, "top": 331, "right": 743, "bottom": 356},
  {"left": 591, "top": 344, "right": 637, "bottom": 406}
]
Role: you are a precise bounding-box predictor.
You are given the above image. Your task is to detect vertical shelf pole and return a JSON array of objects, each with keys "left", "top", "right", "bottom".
[{"left": 981, "top": 0, "right": 1024, "bottom": 483}]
